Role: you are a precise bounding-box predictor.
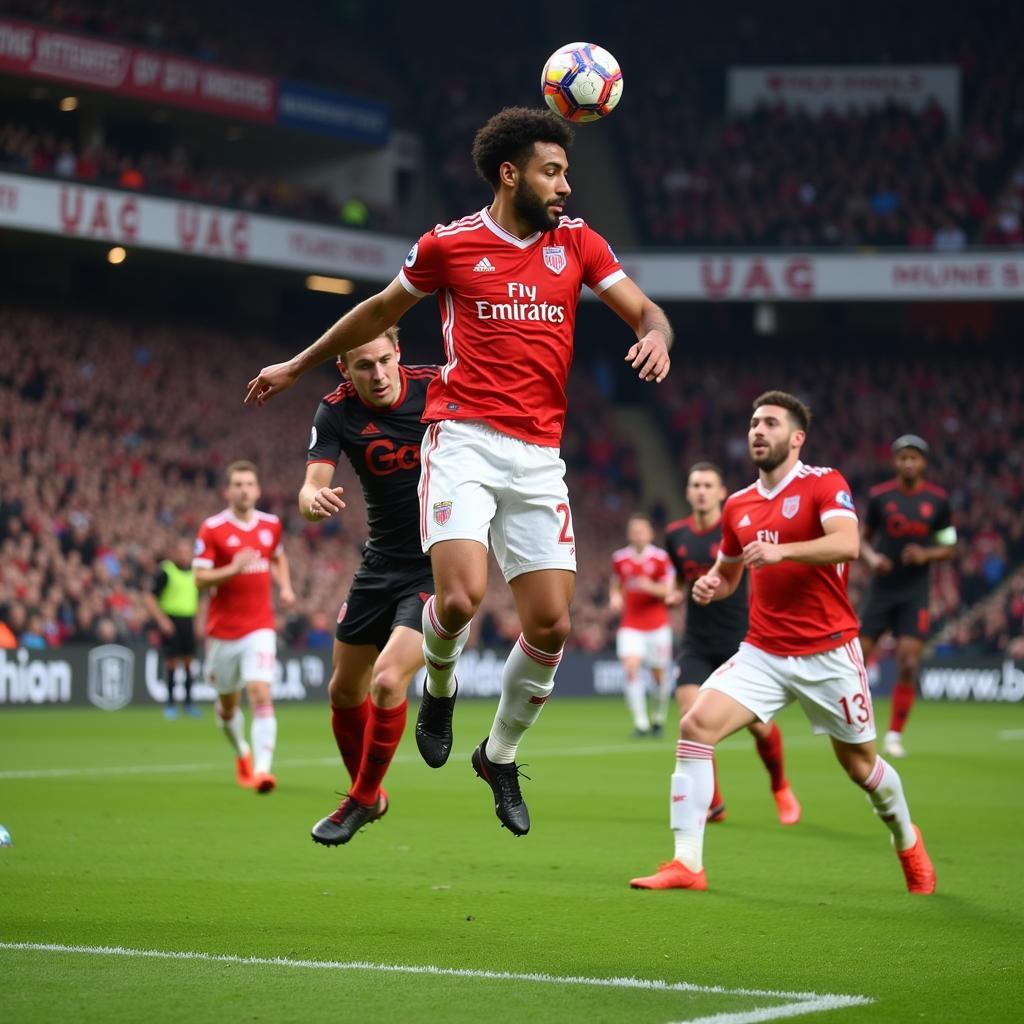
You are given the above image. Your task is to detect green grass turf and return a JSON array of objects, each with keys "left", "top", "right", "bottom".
[{"left": 1, "top": 698, "right": 1022, "bottom": 1023}]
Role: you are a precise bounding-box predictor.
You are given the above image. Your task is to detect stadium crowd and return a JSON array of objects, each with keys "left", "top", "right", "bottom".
[
  {"left": 0, "top": 307, "right": 1020, "bottom": 658},
  {"left": 0, "top": 120, "right": 389, "bottom": 230}
]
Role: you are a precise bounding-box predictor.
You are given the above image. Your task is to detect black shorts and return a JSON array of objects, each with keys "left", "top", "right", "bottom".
[
  {"left": 162, "top": 616, "right": 197, "bottom": 659},
  {"left": 335, "top": 551, "right": 435, "bottom": 651},
  {"left": 860, "top": 586, "right": 930, "bottom": 641},
  {"left": 675, "top": 645, "right": 738, "bottom": 688}
]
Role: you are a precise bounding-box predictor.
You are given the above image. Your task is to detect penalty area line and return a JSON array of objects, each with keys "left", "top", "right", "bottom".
[{"left": 0, "top": 942, "right": 872, "bottom": 1023}]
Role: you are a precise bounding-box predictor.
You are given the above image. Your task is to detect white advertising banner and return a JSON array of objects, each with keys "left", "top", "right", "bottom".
[
  {"left": 2, "top": 174, "right": 1022, "bottom": 299},
  {"left": 728, "top": 65, "right": 960, "bottom": 128},
  {"left": 0, "top": 172, "right": 409, "bottom": 281}
]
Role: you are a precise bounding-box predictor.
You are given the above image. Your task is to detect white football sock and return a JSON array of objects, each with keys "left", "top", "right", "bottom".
[
  {"left": 860, "top": 756, "right": 916, "bottom": 850},
  {"left": 485, "top": 635, "right": 560, "bottom": 764},
  {"left": 422, "top": 595, "right": 470, "bottom": 698},
  {"left": 671, "top": 740, "right": 715, "bottom": 871},
  {"left": 624, "top": 667, "right": 650, "bottom": 731},
  {"left": 651, "top": 676, "right": 672, "bottom": 727},
  {"left": 251, "top": 706, "right": 277, "bottom": 775},
  {"left": 217, "top": 704, "right": 249, "bottom": 758}
]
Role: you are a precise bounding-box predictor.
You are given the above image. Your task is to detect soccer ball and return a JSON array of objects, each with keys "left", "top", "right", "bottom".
[
  {"left": 0, "top": 824, "right": 11, "bottom": 848},
  {"left": 541, "top": 42, "right": 623, "bottom": 123}
]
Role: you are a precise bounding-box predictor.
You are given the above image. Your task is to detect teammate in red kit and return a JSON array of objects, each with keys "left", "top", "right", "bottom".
[
  {"left": 630, "top": 392, "right": 935, "bottom": 895},
  {"left": 609, "top": 514, "right": 675, "bottom": 737},
  {"left": 665, "top": 462, "right": 800, "bottom": 825},
  {"left": 302, "top": 329, "right": 439, "bottom": 845},
  {"left": 245, "top": 107, "right": 672, "bottom": 835},
  {"left": 860, "top": 435, "right": 957, "bottom": 759},
  {"left": 193, "top": 461, "right": 295, "bottom": 793}
]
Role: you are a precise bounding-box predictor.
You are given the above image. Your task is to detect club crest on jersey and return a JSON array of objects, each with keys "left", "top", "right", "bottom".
[
  {"left": 782, "top": 496, "right": 801, "bottom": 519},
  {"left": 543, "top": 245, "right": 567, "bottom": 275},
  {"left": 433, "top": 501, "right": 453, "bottom": 527},
  {"left": 259, "top": 528, "right": 274, "bottom": 546}
]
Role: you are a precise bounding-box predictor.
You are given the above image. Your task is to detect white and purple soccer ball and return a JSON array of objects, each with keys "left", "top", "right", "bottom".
[{"left": 0, "top": 824, "right": 12, "bottom": 847}]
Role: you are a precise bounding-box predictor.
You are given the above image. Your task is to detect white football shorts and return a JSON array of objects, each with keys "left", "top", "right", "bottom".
[
  {"left": 701, "top": 639, "right": 876, "bottom": 744},
  {"left": 205, "top": 628, "right": 277, "bottom": 694},
  {"left": 616, "top": 625, "right": 674, "bottom": 671},
  {"left": 418, "top": 419, "right": 576, "bottom": 581}
]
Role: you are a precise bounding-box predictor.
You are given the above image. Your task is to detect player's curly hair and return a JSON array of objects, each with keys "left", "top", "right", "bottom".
[
  {"left": 752, "top": 391, "right": 812, "bottom": 432},
  {"left": 472, "top": 107, "right": 574, "bottom": 188}
]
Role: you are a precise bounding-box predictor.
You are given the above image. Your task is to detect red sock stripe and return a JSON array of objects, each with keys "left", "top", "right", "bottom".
[
  {"left": 517, "top": 634, "right": 563, "bottom": 666},
  {"left": 676, "top": 741, "right": 715, "bottom": 760},
  {"left": 862, "top": 757, "right": 886, "bottom": 792},
  {"left": 252, "top": 705, "right": 274, "bottom": 718},
  {"left": 426, "top": 596, "right": 462, "bottom": 641}
]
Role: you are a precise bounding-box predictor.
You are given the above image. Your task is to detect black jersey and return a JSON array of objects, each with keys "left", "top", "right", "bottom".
[
  {"left": 307, "top": 365, "right": 439, "bottom": 562},
  {"left": 864, "top": 479, "right": 953, "bottom": 592},
  {"left": 664, "top": 515, "right": 748, "bottom": 654}
]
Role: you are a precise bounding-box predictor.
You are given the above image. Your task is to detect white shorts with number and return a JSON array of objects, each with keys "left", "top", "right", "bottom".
[
  {"left": 419, "top": 419, "right": 576, "bottom": 582},
  {"left": 205, "top": 628, "right": 277, "bottom": 695},
  {"left": 616, "top": 625, "right": 673, "bottom": 671},
  {"left": 701, "top": 640, "right": 875, "bottom": 743}
]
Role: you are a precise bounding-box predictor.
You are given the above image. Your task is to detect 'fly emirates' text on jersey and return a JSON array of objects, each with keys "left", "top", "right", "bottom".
[
  {"left": 611, "top": 544, "right": 674, "bottom": 631},
  {"left": 193, "top": 509, "right": 282, "bottom": 640},
  {"left": 719, "top": 462, "right": 860, "bottom": 656},
  {"left": 398, "top": 207, "right": 625, "bottom": 447}
]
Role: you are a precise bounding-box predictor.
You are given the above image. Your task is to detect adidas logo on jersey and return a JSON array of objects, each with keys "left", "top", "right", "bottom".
[
  {"left": 473, "top": 256, "right": 496, "bottom": 272},
  {"left": 361, "top": 421, "right": 382, "bottom": 436},
  {"left": 738, "top": 514, "right": 752, "bottom": 527}
]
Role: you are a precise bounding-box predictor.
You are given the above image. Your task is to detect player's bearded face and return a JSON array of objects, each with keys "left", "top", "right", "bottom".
[
  {"left": 513, "top": 176, "right": 563, "bottom": 232},
  {"left": 749, "top": 430, "right": 792, "bottom": 472}
]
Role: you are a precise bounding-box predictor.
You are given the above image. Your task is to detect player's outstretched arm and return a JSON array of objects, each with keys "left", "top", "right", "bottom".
[
  {"left": 244, "top": 278, "right": 421, "bottom": 405},
  {"left": 597, "top": 277, "right": 673, "bottom": 383},
  {"left": 692, "top": 558, "right": 743, "bottom": 605},
  {"left": 270, "top": 549, "right": 295, "bottom": 609}
]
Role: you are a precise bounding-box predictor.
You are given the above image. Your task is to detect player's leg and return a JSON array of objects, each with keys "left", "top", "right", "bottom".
[
  {"left": 647, "top": 626, "right": 674, "bottom": 736},
  {"left": 327, "top": 639, "right": 376, "bottom": 784},
  {"left": 886, "top": 623, "right": 926, "bottom": 758},
  {"left": 163, "top": 654, "right": 181, "bottom": 719},
  {"left": 208, "top": 638, "right": 251, "bottom": 787},
  {"left": 241, "top": 629, "right": 279, "bottom": 794},
  {"left": 831, "top": 737, "right": 935, "bottom": 893},
  {"left": 676, "top": 654, "right": 725, "bottom": 820},
  {"left": 631, "top": 682, "right": 762, "bottom": 891},
  {"left": 747, "top": 718, "right": 801, "bottom": 825},
  {"left": 179, "top": 620, "right": 199, "bottom": 716},
  {"left": 792, "top": 639, "right": 934, "bottom": 893},
  {"left": 617, "top": 637, "right": 650, "bottom": 735}
]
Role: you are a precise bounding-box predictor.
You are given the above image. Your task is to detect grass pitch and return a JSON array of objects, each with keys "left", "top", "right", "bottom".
[{"left": 1, "top": 697, "right": 1022, "bottom": 1022}]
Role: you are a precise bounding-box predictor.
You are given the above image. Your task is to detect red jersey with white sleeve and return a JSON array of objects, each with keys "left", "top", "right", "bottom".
[
  {"left": 398, "top": 207, "right": 626, "bottom": 447},
  {"left": 611, "top": 544, "right": 674, "bottom": 630},
  {"left": 719, "top": 462, "right": 859, "bottom": 656},
  {"left": 192, "top": 509, "right": 283, "bottom": 640}
]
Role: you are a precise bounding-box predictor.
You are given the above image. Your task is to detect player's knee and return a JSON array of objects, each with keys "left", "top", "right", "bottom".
[
  {"left": 897, "top": 654, "right": 920, "bottom": 679},
  {"left": 436, "top": 588, "right": 481, "bottom": 628},
  {"left": 369, "top": 663, "right": 410, "bottom": 705},
  {"left": 679, "top": 709, "right": 715, "bottom": 745},
  {"left": 836, "top": 749, "right": 874, "bottom": 785},
  {"left": 328, "top": 673, "right": 364, "bottom": 709},
  {"left": 525, "top": 608, "right": 571, "bottom": 651}
]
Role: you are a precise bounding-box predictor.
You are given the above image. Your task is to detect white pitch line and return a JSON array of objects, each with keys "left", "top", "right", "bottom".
[{"left": 0, "top": 942, "right": 872, "bottom": 1024}]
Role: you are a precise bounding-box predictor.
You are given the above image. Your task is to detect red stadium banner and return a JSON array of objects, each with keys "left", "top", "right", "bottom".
[{"left": 0, "top": 17, "right": 276, "bottom": 122}]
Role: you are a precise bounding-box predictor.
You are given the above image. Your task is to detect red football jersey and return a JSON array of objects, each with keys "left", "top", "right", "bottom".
[
  {"left": 398, "top": 207, "right": 625, "bottom": 446},
  {"left": 192, "top": 509, "right": 283, "bottom": 640},
  {"left": 719, "top": 462, "right": 859, "bottom": 656},
  {"left": 611, "top": 544, "right": 674, "bottom": 630}
]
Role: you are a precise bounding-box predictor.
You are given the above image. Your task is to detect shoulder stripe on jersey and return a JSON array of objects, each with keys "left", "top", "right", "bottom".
[
  {"left": 665, "top": 518, "right": 690, "bottom": 533},
  {"left": 558, "top": 216, "right": 586, "bottom": 229},
  {"left": 436, "top": 218, "right": 484, "bottom": 238},
  {"left": 796, "top": 465, "right": 835, "bottom": 477},
  {"left": 729, "top": 482, "right": 758, "bottom": 498},
  {"left": 324, "top": 382, "right": 356, "bottom": 404},
  {"left": 919, "top": 481, "right": 949, "bottom": 498},
  {"left": 869, "top": 480, "right": 900, "bottom": 497},
  {"left": 204, "top": 511, "right": 230, "bottom": 528},
  {"left": 436, "top": 213, "right": 482, "bottom": 234},
  {"left": 256, "top": 511, "right": 280, "bottom": 523}
]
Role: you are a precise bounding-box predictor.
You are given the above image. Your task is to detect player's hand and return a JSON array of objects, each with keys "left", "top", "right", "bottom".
[
  {"left": 901, "top": 544, "right": 929, "bottom": 566},
  {"left": 231, "top": 547, "right": 259, "bottom": 571},
  {"left": 245, "top": 361, "right": 300, "bottom": 406},
  {"left": 309, "top": 486, "right": 346, "bottom": 519},
  {"left": 609, "top": 592, "right": 623, "bottom": 615},
  {"left": 868, "top": 551, "right": 894, "bottom": 575},
  {"left": 158, "top": 615, "right": 175, "bottom": 637},
  {"left": 665, "top": 588, "right": 684, "bottom": 607},
  {"left": 625, "top": 331, "right": 670, "bottom": 383},
  {"left": 691, "top": 574, "right": 722, "bottom": 605},
  {"left": 742, "top": 541, "right": 783, "bottom": 568},
  {"left": 278, "top": 586, "right": 296, "bottom": 610}
]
